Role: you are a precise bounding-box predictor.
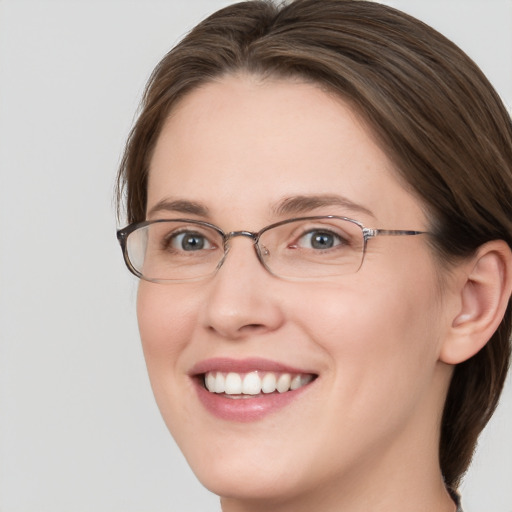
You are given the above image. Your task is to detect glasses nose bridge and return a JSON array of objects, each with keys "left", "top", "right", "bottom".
[
  {"left": 219, "top": 229, "right": 266, "bottom": 271},
  {"left": 224, "top": 230, "right": 259, "bottom": 244}
]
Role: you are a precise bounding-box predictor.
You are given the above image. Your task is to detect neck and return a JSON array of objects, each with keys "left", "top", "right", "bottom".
[
  {"left": 221, "top": 408, "right": 455, "bottom": 512},
  {"left": 220, "top": 473, "right": 457, "bottom": 512}
]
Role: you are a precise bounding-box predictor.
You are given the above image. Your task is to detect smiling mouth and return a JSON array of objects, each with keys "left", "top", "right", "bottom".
[{"left": 203, "top": 371, "right": 316, "bottom": 397}]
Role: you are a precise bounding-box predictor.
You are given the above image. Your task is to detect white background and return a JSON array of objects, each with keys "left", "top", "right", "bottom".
[{"left": 0, "top": 1, "right": 511, "bottom": 511}]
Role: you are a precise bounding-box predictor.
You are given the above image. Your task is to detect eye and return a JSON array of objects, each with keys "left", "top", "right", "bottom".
[
  {"left": 297, "top": 229, "right": 346, "bottom": 250},
  {"left": 169, "top": 231, "right": 215, "bottom": 252}
]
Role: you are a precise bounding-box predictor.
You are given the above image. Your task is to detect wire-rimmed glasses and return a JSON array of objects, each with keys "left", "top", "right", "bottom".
[{"left": 116, "top": 216, "right": 427, "bottom": 283}]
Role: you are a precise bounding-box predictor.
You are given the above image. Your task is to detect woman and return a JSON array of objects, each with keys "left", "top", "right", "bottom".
[{"left": 116, "top": 1, "right": 512, "bottom": 510}]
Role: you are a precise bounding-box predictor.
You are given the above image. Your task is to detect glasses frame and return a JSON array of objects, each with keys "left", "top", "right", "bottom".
[{"left": 117, "top": 216, "right": 427, "bottom": 283}]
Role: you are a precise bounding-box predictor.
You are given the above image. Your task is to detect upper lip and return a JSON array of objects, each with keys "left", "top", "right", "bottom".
[{"left": 189, "top": 357, "right": 317, "bottom": 376}]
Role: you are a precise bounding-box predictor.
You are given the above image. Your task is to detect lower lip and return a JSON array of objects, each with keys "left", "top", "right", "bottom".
[{"left": 194, "top": 379, "right": 313, "bottom": 422}]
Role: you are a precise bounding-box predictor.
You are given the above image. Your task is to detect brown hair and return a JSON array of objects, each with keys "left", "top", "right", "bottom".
[{"left": 117, "top": 0, "right": 512, "bottom": 488}]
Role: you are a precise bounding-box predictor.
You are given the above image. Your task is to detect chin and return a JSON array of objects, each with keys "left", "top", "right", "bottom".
[
  {"left": 168, "top": 423, "right": 313, "bottom": 503},
  {"left": 194, "top": 462, "right": 306, "bottom": 505}
]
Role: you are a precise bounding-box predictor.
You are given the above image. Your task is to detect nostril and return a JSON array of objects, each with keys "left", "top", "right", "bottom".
[
  {"left": 207, "top": 322, "right": 267, "bottom": 337},
  {"left": 239, "top": 323, "right": 269, "bottom": 334}
]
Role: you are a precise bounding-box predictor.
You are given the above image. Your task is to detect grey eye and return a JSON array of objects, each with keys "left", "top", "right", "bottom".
[
  {"left": 171, "top": 232, "right": 212, "bottom": 251},
  {"left": 298, "top": 230, "right": 344, "bottom": 250}
]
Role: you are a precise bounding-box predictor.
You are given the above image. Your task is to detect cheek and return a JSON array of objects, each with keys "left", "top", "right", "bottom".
[
  {"left": 295, "top": 275, "right": 440, "bottom": 348},
  {"left": 136, "top": 282, "right": 207, "bottom": 437},
  {"left": 136, "top": 283, "right": 197, "bottom": 375},
  {"left": 292, "top": 270, "right": 444, "bottom": 410}
]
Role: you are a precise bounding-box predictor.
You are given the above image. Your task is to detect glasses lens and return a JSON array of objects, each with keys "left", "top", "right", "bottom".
[
  {"left": 126, "top": 220, "right": 224, "bottom": 282},
  {"left": 258, "top": 217, "right": 365, "bottom": 279}
]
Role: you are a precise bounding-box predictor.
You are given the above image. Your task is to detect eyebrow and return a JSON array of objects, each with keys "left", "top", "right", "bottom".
[
  {"left": 273, "top": 194, "right": 375, "bottom": 218},
  {"left": 147, "top": 199, "right": 210, "bottom": 218},
  {"left": 147, "top": 194, "right": 375, "bottom": 220}
]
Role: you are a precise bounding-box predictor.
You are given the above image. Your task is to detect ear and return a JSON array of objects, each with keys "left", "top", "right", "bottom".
[{"left": 440, "top": 240, "right": 512, "bottom": 365}]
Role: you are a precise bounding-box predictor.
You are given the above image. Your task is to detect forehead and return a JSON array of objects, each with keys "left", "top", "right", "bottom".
[{"left": 147, "top": 74, "right": 426, "bottom": 229}]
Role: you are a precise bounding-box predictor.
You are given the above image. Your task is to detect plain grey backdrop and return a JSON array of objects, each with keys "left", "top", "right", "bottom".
[{"left": 0, "top": 1, "right": 511, "bottom": 511}]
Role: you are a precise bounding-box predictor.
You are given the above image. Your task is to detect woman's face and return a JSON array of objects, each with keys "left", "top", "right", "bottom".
[{"left": 138, "top": 75, "right": 453, "bottom": 506}]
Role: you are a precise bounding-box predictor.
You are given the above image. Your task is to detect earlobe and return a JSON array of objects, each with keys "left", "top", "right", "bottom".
[{"left": 440, "top": 240, "right": 512, "bottom": 365}]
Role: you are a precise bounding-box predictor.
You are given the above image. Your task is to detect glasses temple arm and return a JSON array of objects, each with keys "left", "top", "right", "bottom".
[{"left": 363, "top": 228, "right": 427, "bottom": 241}]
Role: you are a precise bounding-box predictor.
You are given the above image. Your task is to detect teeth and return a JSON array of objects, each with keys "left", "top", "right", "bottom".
[
  {"left": 290, "top": 374, "right": 302, "bottom": 390},
  {"left": 206, "top": 372, "right": 216, "bottom": 392},
  {"left": 214, "top": 372, "right": 225, "bottom": 393},
  {"left": 276, "top": 373, "right": 291, "bottom": 393},
  {"left": 261, "top": 372, "right": 277, "bottom": 393},
  {"left": 224, "top": 372, "right": 242, "bottom": 394},
  {"left": 204, "top": 371, "right": 313, "bottom": 395},
  {"left": 242, "top": 372, "right": 261, "bottom": 395}
]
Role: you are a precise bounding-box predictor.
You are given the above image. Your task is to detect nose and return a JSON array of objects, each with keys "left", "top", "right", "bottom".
[{"left": 201, "top": 236, "right": 285, "bottom": 340}]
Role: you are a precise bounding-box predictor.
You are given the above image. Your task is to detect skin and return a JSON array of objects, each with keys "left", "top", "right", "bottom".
[{"left": 137, "top": 74, "right": 459, "bottom": 512}]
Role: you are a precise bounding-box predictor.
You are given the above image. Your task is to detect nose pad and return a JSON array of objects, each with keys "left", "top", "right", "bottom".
[
  {"left": 214, "top": 243, "right": 233, "bottom": 275},
  {"left": 259, "top": 244, "right": 270, "bottom": 257}
]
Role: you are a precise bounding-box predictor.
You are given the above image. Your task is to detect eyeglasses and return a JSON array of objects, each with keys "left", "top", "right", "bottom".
[{"left": 116, "top": 216, "right": 427, "bottom": 283}]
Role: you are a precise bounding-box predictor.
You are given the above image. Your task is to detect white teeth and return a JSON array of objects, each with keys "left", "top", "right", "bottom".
[
  {"left": 224, "top": 372, "right": 242, "bottom": 394},
  {"left": 214, "top": 372, "right": 225, "bottom": 393},
  {"left": 261, "top": 372, "right": 277, "bottom": 393},
  {"left": 276, "top": 373, "right": 291, "bottom": 393},
  {"left": 206, "top": 372, "right": 216, "bottom": 392},
  {"left": 242, "top": 372, "right": 261, "bottom": 395},
  {"left": 204, "top": 370, "right": 314, "bottom": 395},
  {"left": 290, "top": 374, "right": 302, "bottom": 390}
]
